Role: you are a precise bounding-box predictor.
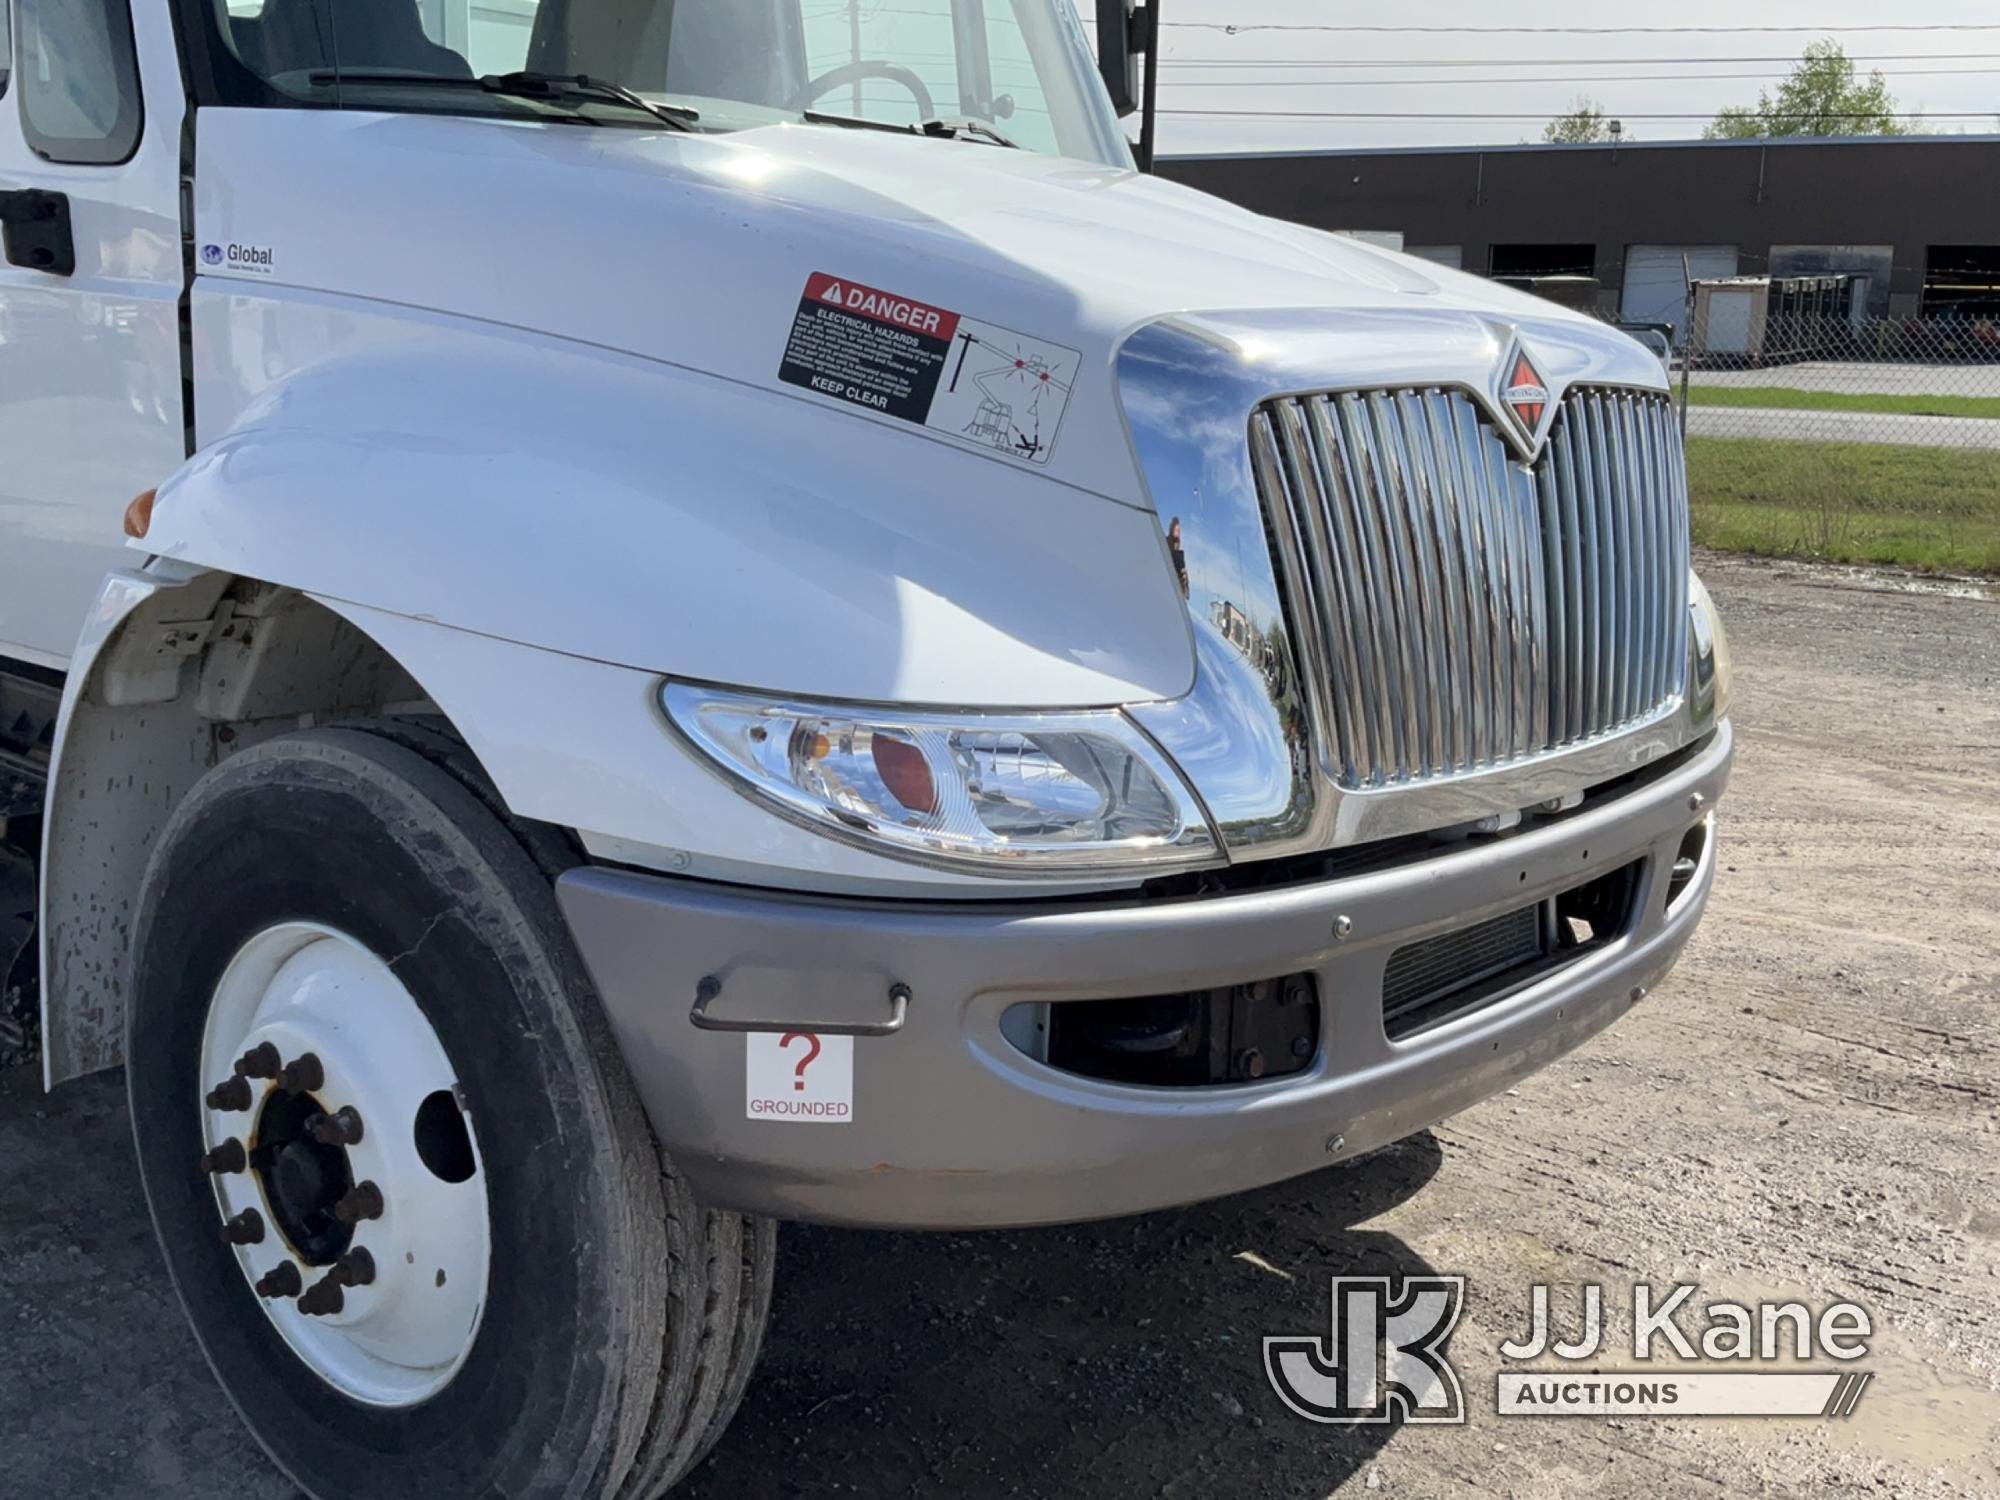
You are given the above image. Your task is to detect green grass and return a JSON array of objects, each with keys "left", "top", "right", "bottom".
[
  {"left": 1687, "top": 437, "right": 2000, "bottom": 574},
  {"left": 1686, "top": 385, "right": 2000, "bottom": 420}
]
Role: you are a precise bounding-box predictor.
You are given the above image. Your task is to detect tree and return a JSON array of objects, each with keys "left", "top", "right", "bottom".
[
  {"left": 1542, "top": 97, "right": 1619, "bottom": 145},
  {"left": 1704, "top": 41, "right": 1908, "bottom": 139}
]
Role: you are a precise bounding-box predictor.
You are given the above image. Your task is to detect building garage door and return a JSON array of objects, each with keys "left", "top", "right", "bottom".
[{"left": 1622, "top": 246, "right": 1739, "bottom": 337}]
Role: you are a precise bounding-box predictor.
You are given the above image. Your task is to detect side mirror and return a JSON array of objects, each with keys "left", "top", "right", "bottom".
[{"left": 1096, "top": 0, "right": 1147, "bottom": 118}]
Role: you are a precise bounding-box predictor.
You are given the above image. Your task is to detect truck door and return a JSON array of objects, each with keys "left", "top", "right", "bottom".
[{"left": 0, "top": 0, "right": 186, "bottom": 668}]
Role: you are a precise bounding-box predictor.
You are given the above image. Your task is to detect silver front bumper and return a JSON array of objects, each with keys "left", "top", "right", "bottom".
[{"left": 557, "top": 723, "right": 1731, "bottom": 1230}]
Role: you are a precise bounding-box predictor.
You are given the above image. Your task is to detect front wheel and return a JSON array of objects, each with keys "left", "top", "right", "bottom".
[{"left": 127, "top": 724, "right": 770, "bottom": 1497}]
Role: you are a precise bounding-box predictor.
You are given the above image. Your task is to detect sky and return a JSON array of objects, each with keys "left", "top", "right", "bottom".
[{"left": 1099, "top": 0, "right": 2000, "bottom": 156}]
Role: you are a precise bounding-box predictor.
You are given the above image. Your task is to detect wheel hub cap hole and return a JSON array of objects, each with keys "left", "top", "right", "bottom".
[{"left": 414, "top": 1089, "right": 476, "bottom": 1184}]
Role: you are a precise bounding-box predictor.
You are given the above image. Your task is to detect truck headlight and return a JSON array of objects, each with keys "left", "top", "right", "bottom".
[
  {"left": 662, "top": 683, "right": 1220, "bottom": 875},
  {"left": 1689, "top": 570, "right": 1732, "bottom": 723}
]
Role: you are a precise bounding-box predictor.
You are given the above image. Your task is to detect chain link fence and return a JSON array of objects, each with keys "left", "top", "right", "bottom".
[{"left": 1674, "top": 285, "right": 2000, "bottom": 574}]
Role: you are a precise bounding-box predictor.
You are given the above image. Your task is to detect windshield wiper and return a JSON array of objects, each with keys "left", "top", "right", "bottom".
[
  {"left": 918, "top": 117, "right": 1022, "bottom": 150},
  {"left": 800, "top": 110, "right": 1020, "bottom": 150},
  {"left": 304, "top": 69, "right": 699, "bottom": 131},
  {"left": 800, "top": 110, "right": 911, "bottom": 135},
  {"left": 485, "top": 72, "right": 699, "bottom": 130}
]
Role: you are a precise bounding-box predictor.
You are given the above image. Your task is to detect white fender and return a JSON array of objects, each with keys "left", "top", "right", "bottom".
[
  {"left": 44, "top": 557, "right": 1103, "bottom": 1086},
  {"left": 148, "top": 290, "right": 1194, "bottom": 711}
]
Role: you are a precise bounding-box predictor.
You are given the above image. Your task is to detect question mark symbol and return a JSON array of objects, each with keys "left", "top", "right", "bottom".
[{"left": 779, "top": 1032, "right": 822, "bottom": 1092}]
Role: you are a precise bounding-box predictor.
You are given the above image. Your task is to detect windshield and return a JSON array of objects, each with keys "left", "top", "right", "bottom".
[{"left": 192, "top": 0, "right": 1130, "bottom": 166}]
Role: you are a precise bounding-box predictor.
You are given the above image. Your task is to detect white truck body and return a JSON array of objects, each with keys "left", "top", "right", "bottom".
[{"left": 0, "top": 2, "right": 1732, "bottom": 1492}]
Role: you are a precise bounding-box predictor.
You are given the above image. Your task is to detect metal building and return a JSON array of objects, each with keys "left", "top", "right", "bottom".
[{"left": 1160, "top": 134, "right": 2000, "bottom": 330}]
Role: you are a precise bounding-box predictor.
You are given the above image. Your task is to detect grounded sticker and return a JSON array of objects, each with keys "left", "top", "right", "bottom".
[
  {"left": 745, "top": 1031, "right": 853, "bottom": 1124},
  {"left": 779, "top": 272, "right": 1080, "bottom": 465}
]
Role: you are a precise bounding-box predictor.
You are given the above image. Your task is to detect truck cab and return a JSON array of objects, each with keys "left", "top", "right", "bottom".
[{"left": 0, "top": 2, "right": 1731, "bottom": 1494}]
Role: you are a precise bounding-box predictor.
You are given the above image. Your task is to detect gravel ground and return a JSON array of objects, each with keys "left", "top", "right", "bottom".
[{"left": 2, "top": 553, "right": 1996, "bottom": 1499}]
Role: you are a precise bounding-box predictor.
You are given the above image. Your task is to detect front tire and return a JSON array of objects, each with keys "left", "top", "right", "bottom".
[{"left": 127, "top": 725, "right": 766, "bottom": 1497}]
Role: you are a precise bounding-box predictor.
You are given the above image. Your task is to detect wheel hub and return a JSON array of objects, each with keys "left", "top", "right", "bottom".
[
  {"left": 252, "top": 1088, "right": 355, "bottom": 1266},
  {"left": 198, "top": 922, "right": 492, "bottom": 1408}
]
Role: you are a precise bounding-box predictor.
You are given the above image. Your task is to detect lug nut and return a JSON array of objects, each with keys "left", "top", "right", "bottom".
[
  {"left": 221, "top": 1208, "right": 265, "bottom": 1246},
  {"left": 1235, "top": 1047, "right": 1267, "bottom": 1080},
  {"left": 255, "top": 1262, "right": 303, "bottom": 1300},
  {"left": 235, "top": 1041, "right": 282, "bottom": 1080},
  {"left": 297, "top": 1273, "right": 346, "bottom": 1317},
  {"left": 334, "top": 1181, "right": 385, "bottom": 1225},
  {"left": 199, "top": 1138, "right": 248, "bottom": 1175},
  {"left": 331, "top": 1247, "right": 376, "bottom": 1288},
  {"left": 205, "top": 1076, "right": 254, "bottom": 1112},
  {"left": 1290, "top": 1035, "right": 1313, "bottom": 1060},
  {"left": 309, "top": 1106, "right": 365, "bottom": 1147},
  {"left": 277, "top": 1052, "right": 324, "bottom": 1094}
]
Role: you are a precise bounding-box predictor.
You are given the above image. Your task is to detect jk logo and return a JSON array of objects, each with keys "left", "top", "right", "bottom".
[{"left": 1264, "top": 1276, "right": 1467, "bottom": 1424}]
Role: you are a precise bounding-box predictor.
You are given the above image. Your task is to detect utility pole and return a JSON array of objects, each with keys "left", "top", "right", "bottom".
[{"left": 1139, "top": 1, "right": 1161, "bottom": 172}]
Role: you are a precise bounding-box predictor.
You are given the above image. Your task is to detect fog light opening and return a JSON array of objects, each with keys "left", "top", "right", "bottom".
[
  {"left": 1025, "top": 974, "right": 1320, "bottom": 1088},
  {"left": 1665, "top": 816, "right": 1711, "bottom": 910}
]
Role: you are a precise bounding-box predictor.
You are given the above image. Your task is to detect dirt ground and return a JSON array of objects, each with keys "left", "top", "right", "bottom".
[{"left": 2, "top": 553, "right": 1996, "bottom": 1499}]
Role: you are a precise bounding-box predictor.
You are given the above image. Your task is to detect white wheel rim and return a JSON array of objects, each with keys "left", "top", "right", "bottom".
[{"left": 198, "top": 922, "right": 492, "bottom": 1408}]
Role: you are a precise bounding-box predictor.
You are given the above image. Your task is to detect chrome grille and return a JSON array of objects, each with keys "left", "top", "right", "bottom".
[{"left": 1250, "top": 387, "right": 1689, "bottom": 789}]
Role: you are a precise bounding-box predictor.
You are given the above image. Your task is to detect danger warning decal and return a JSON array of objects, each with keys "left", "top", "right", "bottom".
[{"left": 779, "top": 272, "right": 1080, "bottom": 465}]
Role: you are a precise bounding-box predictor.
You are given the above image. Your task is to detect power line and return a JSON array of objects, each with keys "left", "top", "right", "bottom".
[
  {"left": 1163, "top": 22, "right": 2000, "bottom": 35},
  {"left": 1160, "top": 108, "right": 2000, "bottom": 120},
  {"left": 1161, "top": 67, "right": 2000, "bottom": 89},
  {"left": 1158, "top": 52, "right": 2000, "bottom": 69}
]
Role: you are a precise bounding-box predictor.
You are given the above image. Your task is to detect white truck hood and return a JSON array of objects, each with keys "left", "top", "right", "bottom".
[
  {"left": 166, "top": 110, "right": 1663, "bottom": 711},
  {"left": 193, "top": 109, "right": 1649, "bottom": 507}
]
